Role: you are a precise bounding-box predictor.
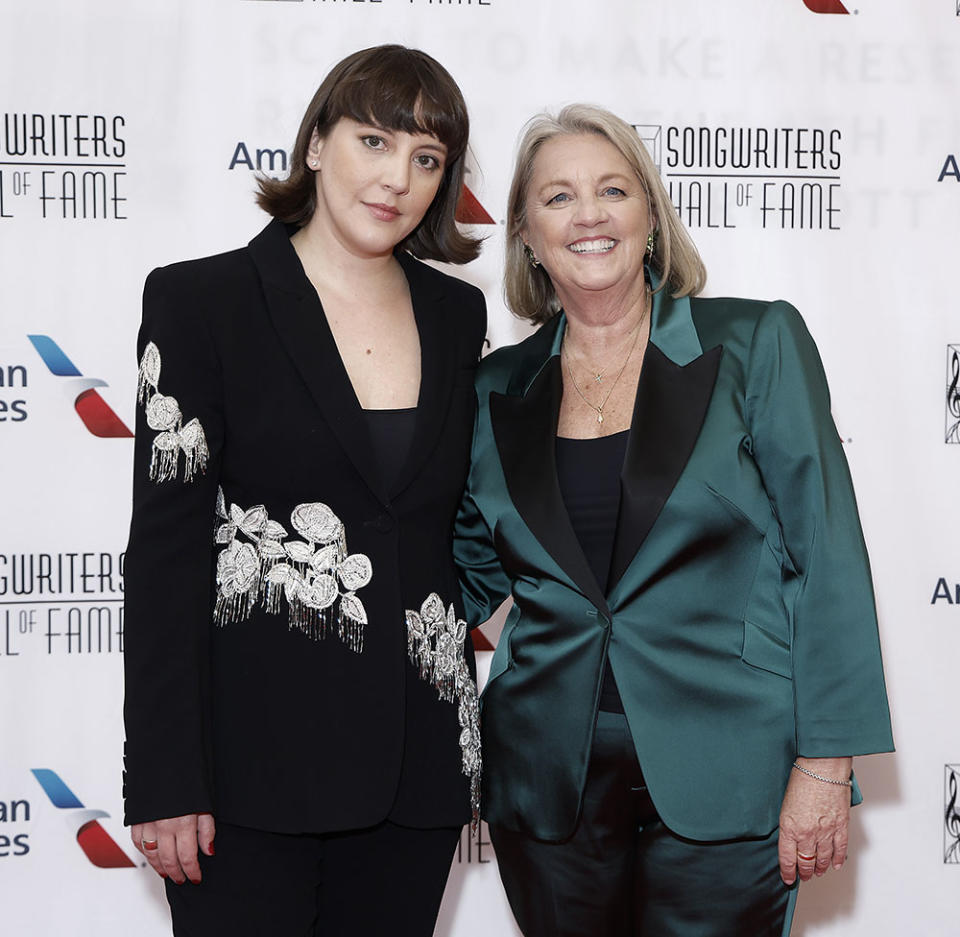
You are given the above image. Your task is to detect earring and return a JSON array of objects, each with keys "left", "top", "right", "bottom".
[
  {"left": 524, "top": 244, "right": 541, "bottom": 269},
  {"left": 646, "top": 230, "right": 657, "bottom": 260}
]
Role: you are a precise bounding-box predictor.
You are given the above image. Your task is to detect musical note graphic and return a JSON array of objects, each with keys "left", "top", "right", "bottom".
[
  {"left": 946, "top": 347, "right": 960, "bottom": 444},
  {"left": 944, "top": 765, "right": 960, "bottom": 863}
]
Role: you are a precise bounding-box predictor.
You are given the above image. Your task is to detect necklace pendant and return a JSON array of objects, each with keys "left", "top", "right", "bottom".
[
  {"left": 594, "top": 373, "right": 603, "bottom": 384},
  {"left": 596, "top": 409, "right": 603, "bottom": 424}
]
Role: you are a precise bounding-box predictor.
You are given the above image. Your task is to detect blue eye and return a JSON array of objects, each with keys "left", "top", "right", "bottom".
[
  {"left": 547, "top": 192, "right": 570, "bottom": 205},
  {"left": 602, "top": 186, "right": 626, "bottom": 197}
]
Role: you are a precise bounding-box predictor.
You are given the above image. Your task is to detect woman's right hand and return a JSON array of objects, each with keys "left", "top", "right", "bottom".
[{"left": 131, "top": 813, "right": 216, "bottom": 884}]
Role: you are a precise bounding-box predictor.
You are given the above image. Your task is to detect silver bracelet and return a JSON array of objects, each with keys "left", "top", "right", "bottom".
[{"left": 792, "top": 761, "right": 852, "bottom": 787}]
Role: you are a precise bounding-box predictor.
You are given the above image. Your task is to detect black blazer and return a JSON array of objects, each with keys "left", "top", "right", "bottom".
[{"left": 123, "top": 219, "right": 487, "bottom": 833}]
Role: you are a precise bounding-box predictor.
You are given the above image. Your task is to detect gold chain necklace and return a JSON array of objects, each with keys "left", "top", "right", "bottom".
[
  {"left": 568, "top": 330, "right": 633, "bottom": 385},
  {"left": 561, "top": 297, "right": 648, "bottom": 425}
]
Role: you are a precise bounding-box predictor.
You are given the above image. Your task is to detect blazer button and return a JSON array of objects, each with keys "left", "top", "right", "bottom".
[{"left": 373, "top": 513, "right": 394, "bottom": 533}]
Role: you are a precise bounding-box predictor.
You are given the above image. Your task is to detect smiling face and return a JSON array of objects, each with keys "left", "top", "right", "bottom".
[
  {"left": 307, "top": 117, "right": 448, "bottom": 259},
  {"left": 521, "top": 132, "right": 654, "bottom": 309}
]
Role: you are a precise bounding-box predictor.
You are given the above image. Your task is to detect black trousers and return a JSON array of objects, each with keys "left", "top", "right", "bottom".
[
  {"left": 490, "top": 711, "right": 797, "bottom": 937},
  {"left": 164, "top": 819, "right": 461, "bottom": 937}
]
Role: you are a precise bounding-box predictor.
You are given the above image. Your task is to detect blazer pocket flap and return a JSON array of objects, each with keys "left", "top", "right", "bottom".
[{"left": 741, "top": 619, "right": 792, "bottom": 678}]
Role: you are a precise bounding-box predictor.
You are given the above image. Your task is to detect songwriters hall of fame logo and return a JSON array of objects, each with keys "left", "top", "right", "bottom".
[
  {"left": 947, "top": 345, "right": 960, "bottom": 444},
  {"left": 0, "top": 113, "right": 127, "bottom": 220},
  {"left": 633, "top": 124, "right": 841, "bottom": 232}
]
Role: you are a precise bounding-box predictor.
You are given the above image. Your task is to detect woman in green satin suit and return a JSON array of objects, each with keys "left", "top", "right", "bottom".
[{"left": 454, "top": 105, "right": 893, "bottom": 937}]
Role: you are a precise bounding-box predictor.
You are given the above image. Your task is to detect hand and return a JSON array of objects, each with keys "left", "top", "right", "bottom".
[
  {"left": 131, "top": 813, "right": 216, "bottom": 884},
  {"left": 778, "top": 757, "right": 852, "bottom": 885}
]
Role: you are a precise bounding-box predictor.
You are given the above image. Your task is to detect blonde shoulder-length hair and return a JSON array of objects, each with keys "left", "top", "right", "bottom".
[{"left": 504, "top": 104, "right": 707, "bottom": 324}]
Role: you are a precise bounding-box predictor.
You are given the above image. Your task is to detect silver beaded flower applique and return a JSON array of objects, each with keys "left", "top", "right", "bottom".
[
  {"left": 137, "top": 341, "right": 209, "bottom": 483},
  {"left": 406, "top": 593, "right": 482, "bottom": 826},
  {"left": 214, "top": 487, "right": 373, "bottom": 652}
]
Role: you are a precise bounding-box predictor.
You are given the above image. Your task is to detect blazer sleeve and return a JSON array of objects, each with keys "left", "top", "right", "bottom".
[
  {"left": 745, "top": 301, "right": 894, "bottom": 757},
  {"left": 454, "top": 390, "right": 513, "bottom": 629},
  {"left": 122, "top": 267, "right": 224, "bottom": 825}
]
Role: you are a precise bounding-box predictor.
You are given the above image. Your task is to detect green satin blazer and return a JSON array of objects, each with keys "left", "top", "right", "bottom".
[{"left": 454, "top": 287, "right": 894, "bottom": 843}]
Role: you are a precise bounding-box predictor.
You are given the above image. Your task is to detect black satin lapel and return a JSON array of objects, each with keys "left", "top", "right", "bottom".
[
  {"left": 249, "top": 223, "right": 389, "bottom": 505},
  {"left": 491, "top": 358, "right": 611, "bottom": 616},
  {"left": 389, "top": 254, "right": 454, "bottom": 498},
  {"left": 607, "top": 342, "right": 723, "bottom": 591}
]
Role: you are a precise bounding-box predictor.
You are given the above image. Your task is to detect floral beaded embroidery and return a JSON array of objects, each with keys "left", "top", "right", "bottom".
[
  {"left": 214, "top": 487, "right": 373, "bottom": 652},
  {"left": 406, "top": 593, "right": 482, "bottom": 826},
  {"left": 137, "top": 341, "right": 209, "bottom": 483}
]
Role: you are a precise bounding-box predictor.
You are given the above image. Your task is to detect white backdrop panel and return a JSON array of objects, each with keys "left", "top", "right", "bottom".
[{"left": 1, "top": 1, "right": 958, "bottom": 934}]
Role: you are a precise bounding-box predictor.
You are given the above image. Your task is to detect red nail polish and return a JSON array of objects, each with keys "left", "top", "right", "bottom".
[{"left": 209, "top": 843, "right": 215, "bottom": 856}]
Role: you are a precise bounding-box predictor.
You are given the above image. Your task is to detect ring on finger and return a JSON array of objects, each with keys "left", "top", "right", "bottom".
[
  {"left": 797, "top": 852, "right": 816, "bottom": 861},
  {"left": 142, "top": 839, "right": 159, "bottom": 851}
]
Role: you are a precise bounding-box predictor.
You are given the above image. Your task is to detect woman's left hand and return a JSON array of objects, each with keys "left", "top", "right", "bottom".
[{"left": 778, "top": 756, "right": 853, "bottom": 885}]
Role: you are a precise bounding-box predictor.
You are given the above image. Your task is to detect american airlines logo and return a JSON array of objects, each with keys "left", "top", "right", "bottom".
[
  {"left": 32, "top": 769, "right": 136, "bottom": 869},
  {"left": 28, "top": 335, "right": 132, "bottom": 438},
  {"left": 802, "top": 0, "right": 850, "bottom": 12}
]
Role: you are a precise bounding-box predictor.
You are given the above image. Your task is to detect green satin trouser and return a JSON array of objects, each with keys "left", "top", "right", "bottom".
[{"left": 490, "top": 711, "right": 798, "bottom": 937}]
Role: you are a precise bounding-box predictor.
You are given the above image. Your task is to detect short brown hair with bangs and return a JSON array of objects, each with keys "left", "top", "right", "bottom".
[{"left": 257, "top": 44, "right": 480, "bottom": 265}]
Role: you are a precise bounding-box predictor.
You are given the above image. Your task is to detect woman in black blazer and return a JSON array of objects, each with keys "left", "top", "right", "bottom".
[{"left": 122, "top": 45, "right": 486, "bottom": 936}]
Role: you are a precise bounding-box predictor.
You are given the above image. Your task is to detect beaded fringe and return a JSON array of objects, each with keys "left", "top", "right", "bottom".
[
  {"left": 138, "top": 341, "right": 209, "bottom": 484},
  {"left": 212, "top": 489, "right": 371, "bottom": 653},
  {"left": 406, "top": 593, "right": 482, "bottom": 829},
  {"left": 149, "top": 431, "right": 209, "bottom": 483}
]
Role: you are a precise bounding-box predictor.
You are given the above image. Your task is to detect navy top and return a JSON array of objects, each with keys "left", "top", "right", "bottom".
[
  {"left": 556, "top": 430, "right": 629, "bottom": 713},
  {"left": 364, "top": 407, "right": 418, "bottom": 491}
]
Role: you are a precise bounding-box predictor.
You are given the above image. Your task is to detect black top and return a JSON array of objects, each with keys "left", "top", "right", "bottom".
[
  {"left": 364, "top": 407, "right": 418, "bottom": 491},
  {"left": 556, "top": 430, "right": 629, "bottom": 713}
]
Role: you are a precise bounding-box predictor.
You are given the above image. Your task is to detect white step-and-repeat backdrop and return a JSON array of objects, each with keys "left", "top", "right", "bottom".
[{"left": 2, "top": 0, "right": 958, "bottom": 933}]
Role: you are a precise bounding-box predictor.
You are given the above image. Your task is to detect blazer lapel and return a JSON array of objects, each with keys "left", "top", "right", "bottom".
[
  {"left": 248, "top": 220, "right": 389, "bottom": 505},
  {"left": 607, "top": 287, "right": 723, "bottom": 593},
  {"left": 388, "top": 252, "right": 456, "bottom": 499},
  {"left": 490, "top": 317, "right": 611, "bottom": 617}
]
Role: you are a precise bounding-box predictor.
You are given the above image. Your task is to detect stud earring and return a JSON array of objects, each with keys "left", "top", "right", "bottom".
[{"left": 524, "top": 244, "right": 541, "bottom": 269}]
